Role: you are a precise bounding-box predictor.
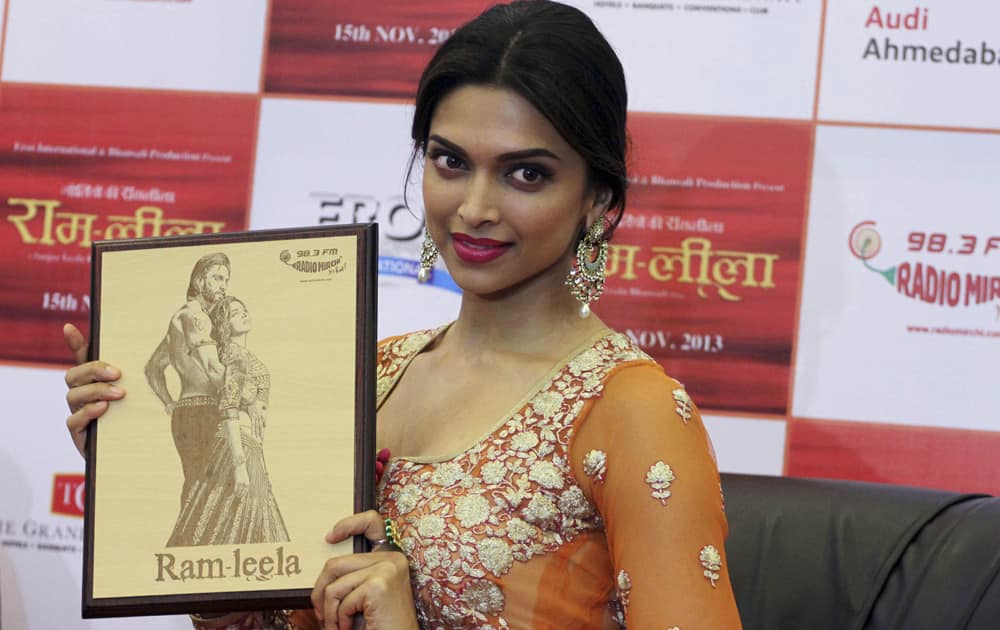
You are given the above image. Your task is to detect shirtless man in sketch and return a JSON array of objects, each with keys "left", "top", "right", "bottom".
[{"left": 144, "top": 253, "right": 249, "bottom": 544}]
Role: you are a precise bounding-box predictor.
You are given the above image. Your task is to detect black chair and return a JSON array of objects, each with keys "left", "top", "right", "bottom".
[{"left": 721, "top": 474, "right": 1000, "bottom": 630}]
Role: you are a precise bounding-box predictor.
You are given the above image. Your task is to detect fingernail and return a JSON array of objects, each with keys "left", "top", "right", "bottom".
[
  {"left": 100, "top": 366, "right": 120, "bottom": 379},
  {"left": 108, "top": 386, "right": 124, "bottom": 397}
]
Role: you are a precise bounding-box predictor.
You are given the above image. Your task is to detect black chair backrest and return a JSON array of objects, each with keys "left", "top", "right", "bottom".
[{"left": 721, "top": 473, "right": 1000, "bottom": 630}]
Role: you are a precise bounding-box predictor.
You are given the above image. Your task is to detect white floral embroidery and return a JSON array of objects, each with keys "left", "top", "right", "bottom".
[
  {"left": 416, "top": 514, "right": 445, "bottom": 538},
  {"left": 431, "top": 462, "right": 465, "bottom": 487},
  {"left": 583, "top": 449, "right": 607, "bottom": 483},
  {"left": 461, "top": 580, "right": 505, "bottom": 615},
  {"left": 571, "top": 348, "right": 602, "bottom": 373},
  {"left": 480, "top": 460, "right": 507, "bottom": 485},
  {"left": 401, "top": 333, "right": 431, "bottom": 354},
  {"left": 528, "top": 460, "right": 564, "bottom": 490},
  {"left": 532, "top": 391, "right": 563, "bottom": 418},
  {"left": 523, "top": 493, "right": 558, "bottom": 526},
  {"left": 558, "top": 486, "right": 594, "bottom": 520},
  {"left": 394, "top": 484, "right": 421, "bottom": 514},
  {"left": 455, "top": 494, "right": 490, "bottom": 527},
  {"left": 672, "top": 388, "right": 693, "bottom": 424},
  {"left": 700, "top": 545, "right": 722, "bottom": 587},
  {"left": 505, "top": 517, "right": 538, "bottom": 543},
  {"left": 511, "top": 430, "right": 540, "bottom": 451},
  {"left": 478, "top": 538, "right": 513, "bottom": 576},
  {"left": 645, "top": 461, "right": 675, "bottom": 505}
]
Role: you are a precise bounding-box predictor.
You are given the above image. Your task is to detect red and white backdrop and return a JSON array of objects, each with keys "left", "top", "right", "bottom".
[{"left": 1, "top": 1, "right": 997, "bottom": 627}]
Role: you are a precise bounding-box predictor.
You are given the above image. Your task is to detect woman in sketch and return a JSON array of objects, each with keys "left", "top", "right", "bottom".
[{"left": 166, "top": 295, "right": 290, "bottom": 547}]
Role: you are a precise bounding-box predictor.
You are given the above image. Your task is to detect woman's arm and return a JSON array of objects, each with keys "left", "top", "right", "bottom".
[
  {"left": 218, "top": 347, "right": 250, "bottom": 491},
  {"left": 570, "top": 364, "right": 743, "bottom": 629}
]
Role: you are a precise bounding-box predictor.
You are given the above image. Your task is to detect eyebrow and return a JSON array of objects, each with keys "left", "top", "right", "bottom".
[{"left": 428, "top": 134, "right": 561, "bottom": 162}]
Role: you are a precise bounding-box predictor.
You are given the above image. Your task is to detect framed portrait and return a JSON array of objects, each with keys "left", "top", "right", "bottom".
[{"left": 82, "top": 224, "right": 378, "bottom": 617}]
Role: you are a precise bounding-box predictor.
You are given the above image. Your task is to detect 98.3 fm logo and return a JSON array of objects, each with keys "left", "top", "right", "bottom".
[
  {"left": 849, "top": 221, "right": 1000, "bottom": 309},
  {"left": 51, "top": 473, "right": 85, "bottom": 518}
]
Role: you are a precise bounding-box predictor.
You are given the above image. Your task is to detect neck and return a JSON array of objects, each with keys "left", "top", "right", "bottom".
[{"left": 447, "top": 261, "right": 607, "bottom": 358}]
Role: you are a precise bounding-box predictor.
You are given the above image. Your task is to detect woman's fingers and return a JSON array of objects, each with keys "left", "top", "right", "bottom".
[
  {"left": 63, "top": 323, "right": 89, "bottom": 365},
  {"left": 63, "top": 350, "right": 124, "bottom": 458},
  {"left": 325, "top": 510, "right": 385, "bottom": 545},
  {"left": 65, "top": 380, "right": 125, "bottom": 413},
  {"left": 320, "top": 565, "right": 376, "bottom": 630},
  {"left": 64, "top": 361, "right": 121, "bottom": 390},
  {"left": 66, "top": 400, "right": 109, "bottom": 455},
  {"left": 312, "top": 554, "right": 410, "bottom": 629}
]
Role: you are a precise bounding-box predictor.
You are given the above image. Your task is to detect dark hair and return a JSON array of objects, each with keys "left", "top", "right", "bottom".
[
  {"left": 410, "top": 0, "right": 629, "bottom": 239},
  {"left": 186, "top": 252, "right": 230, "bottom": 300},
  {"left": 208, "top": 296, "right": 247, "bottom": 353}
]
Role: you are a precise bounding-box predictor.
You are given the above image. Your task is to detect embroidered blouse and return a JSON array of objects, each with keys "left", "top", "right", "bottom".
[{"left": 194, "top": 327, "right": 742, "bottom": 629}]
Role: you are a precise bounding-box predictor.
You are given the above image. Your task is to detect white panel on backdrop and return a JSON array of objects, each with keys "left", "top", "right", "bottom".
[
  {"left": 568, "top": 0, "right": 822, "bottom": 119},
  {"left": 794, "top": 125, "right": 1000, "bottom": 430},
  {"left": 703, "top": 415, "right": 786, "bottom": 476},
  {"left": 0, "top": 366, "right": 188, "bottom": 629},
  {"left": 1, "top": 0, "right": 267, "bottom": 92},
  {"left": 0, "top": 0, "right": 7, "bottom": 65},
  {"left": 250, "top": 98, "right": 461, "bottom": 339},
  {"left": 819, "top": 1, "right": 1000, "bottom": 128}
]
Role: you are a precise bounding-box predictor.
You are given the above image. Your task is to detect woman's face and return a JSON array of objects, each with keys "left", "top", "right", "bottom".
[
  {"left": 227, "top": 301, "right": 252, "bottom": 336},
  {"left": 422, "top": 85, "right": 605, "bottom": 299}
]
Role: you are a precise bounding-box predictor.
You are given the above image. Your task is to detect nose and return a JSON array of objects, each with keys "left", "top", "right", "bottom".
[{"left": 457, "top": 172, "right": 500, "bottom": 227}]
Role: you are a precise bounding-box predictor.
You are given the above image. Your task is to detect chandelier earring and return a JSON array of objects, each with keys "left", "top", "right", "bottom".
[
  {"left": 417, "top": 228, "right": 439, "bottom": 284},
  {"left": 566, "top": 217, "right": 609, "bottom": 318}
]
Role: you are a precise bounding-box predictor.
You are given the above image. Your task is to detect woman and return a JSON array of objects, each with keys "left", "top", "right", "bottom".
[
  {"left": 164, "top": 296, "right": 290, "bottom": 547},
  {"left": 65, "top": 1, "right": 742, "bottom": 628}
]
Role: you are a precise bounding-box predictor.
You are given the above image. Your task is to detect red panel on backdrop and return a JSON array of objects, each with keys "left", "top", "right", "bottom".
[
  {"left": 786, "top": 418, "right": 1000, "bottom": 495},
  {"left": 265, "top": 0, "right": 493, "bottom": 98},
  {"left": 594, "top": 115, "right": 811, "bottom": 415},
  {"left": 51, "top": 473, "right": 85, "bottom": 518},
  {"left": 0, "top": 85, "right": 256, "bottom": 366}
]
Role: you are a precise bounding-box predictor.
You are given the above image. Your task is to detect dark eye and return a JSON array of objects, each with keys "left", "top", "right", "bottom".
[
  {"left": 510, "top": 166, "right": 547, "bottom": 185},
  {"left": 431, "top": 152, "right": 465, "bottom": 171}
]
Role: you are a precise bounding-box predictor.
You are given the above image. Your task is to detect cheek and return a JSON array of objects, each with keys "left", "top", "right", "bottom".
[{"left": 422, "top": 175, "right": 462, "bottom": 222}]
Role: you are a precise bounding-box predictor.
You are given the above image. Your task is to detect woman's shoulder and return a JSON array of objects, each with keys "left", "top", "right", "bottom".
[
  {"left": 571, "top": 329, "right": 658, "bottom": 379},
  {"left": 377, "top": 326, "right": 446, "bottom": 354},
  {"left": 579, "top": 331, "right": 691, "bottom": 413},
  {"left": 376, "top": 325, "right": 449, "bottom": 371}
]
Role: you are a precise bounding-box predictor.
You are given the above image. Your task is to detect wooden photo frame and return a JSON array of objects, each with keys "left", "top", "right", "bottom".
[{"left": 83, "top": 224, "right": 377, "bottom": 617}]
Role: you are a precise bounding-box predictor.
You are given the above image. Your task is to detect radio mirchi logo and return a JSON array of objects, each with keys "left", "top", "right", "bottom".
[
  {"left": 279, "top": 247, "right": 346, "bottom": 276},
  {"left": 849, "top": 221, "right": 1000, "bottom": 308}
]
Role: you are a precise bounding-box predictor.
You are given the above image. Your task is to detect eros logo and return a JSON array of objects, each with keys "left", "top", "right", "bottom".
[{"left": 51, "top": 473, "right": 85, "bottom": 518}]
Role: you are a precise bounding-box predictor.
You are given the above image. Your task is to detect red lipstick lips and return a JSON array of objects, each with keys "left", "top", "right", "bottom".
[{"left": 451, "top": 232, "right": 512, "bottom": 263}]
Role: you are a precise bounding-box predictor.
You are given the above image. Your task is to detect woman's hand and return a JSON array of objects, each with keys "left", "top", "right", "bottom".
[
  {"left": 311, "top": 510, "right": 417, "bottom": 630},
  {"left": 233, "top": 462, "right": 251, "bottom": 494},
  {"left": 249, "top": 403, "right": 266, "bottom": 441},
  {"left": 63, "top": 323, "right": 125, "bottom": 458}
]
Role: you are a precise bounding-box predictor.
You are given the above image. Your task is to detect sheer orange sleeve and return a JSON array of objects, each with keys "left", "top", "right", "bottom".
[{"left": 570, "top": 363, "right": 742, "bottom": 629}]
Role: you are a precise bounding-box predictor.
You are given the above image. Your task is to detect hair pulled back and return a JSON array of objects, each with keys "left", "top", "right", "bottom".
[
  {"left": 208, "top": 296, "right": 246, "bottom": 357},
  {"left": 411, "top": 0, "right": 629, "bottom": 238},
  {"left": 186, "top": 252, "right": 230, "bottom": 301}
]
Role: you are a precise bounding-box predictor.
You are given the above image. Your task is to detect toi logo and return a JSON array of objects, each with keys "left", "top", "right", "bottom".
[{"left": 51, "top": 473, "right": 85, "bottom": 518}]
